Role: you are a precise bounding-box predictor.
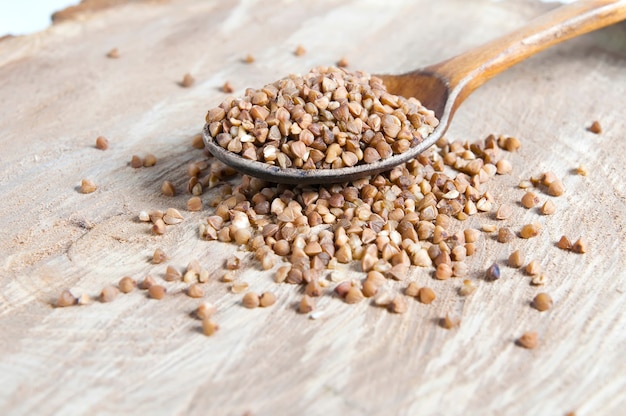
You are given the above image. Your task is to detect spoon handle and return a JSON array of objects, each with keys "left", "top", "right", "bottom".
[{"left": 430, "top": 0, "right": 626, "bottom": 107}]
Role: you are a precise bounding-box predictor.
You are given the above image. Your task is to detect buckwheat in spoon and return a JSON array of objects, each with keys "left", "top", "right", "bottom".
[{"left": 203, "top": 0, "right": 626, "bottom": 185}]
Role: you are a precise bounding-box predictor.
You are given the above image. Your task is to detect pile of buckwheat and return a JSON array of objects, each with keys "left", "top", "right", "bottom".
[{"left": 205, "top": 66, "right": 439, "bottom": 169}]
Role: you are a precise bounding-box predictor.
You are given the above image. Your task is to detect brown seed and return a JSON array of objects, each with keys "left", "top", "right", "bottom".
[
  {"left": 191, "top": 134, "right": 205, "bottom": 149},
  {"left": 152, "top": 248, "right": 168, "bottom": 264},
  {"left": 532, "top": 293, "right": 553, "bottom": 311},
  {"left": 56, "top": 290, "right": 76, "bottom": 307},
  {"left": 143, "top": 153, "right": 157, "bottom": 167},
  {"left": 148, "top": 285, "right": 166, "bottom": 299},
  {"left": 576, "top": 164, "right": 588, "bottom": 176},
  {"left": 139, "top": 275, "right": 157, "bottom": 290},
  {"left": 516, "top": 331, "right": 538, "bottom": 349},
  {"left": 231, "top": 282, "right": 249, "bottom": 293},
  {"left": 557, "top": 235, "right": 572, "bottom": 250},
  {"left": 458, "top": 280, "right": 476, "bottom": 296},
  {"left": 226, "top": 256, "right": 241, "bottom": 270},
  {"left": 187, "top": 196, "right": 203, "bottom": 211},
  {"left": 440, "top": 314, "right": 459, "bottom": 329},
  {"left": 525, "top": 260, "right": 541, "bottom": 276},
  {"left": 485, "top": 263, "right": 500, "bottom": 281},
  {"left": 161, "top": 181, "right": 176, "bottom": 197},
  {"left": 547, "top": 180, "right": 565, "bottom": 196},
  {"left": 164, "top": 265, "right": 182, "bottom": 282},
  {"left": 495, "top": 159, "right": 512, "bottom": 174},
  {"left": 508, "top": 250, "right": 524, "bottom": 268},
  {"left": 196, "top": 302, "right": 217, "bottom": 320},
  {"left": 95, "top": 136, "right": 109, "bottom": 150},
  {"left": 361, "top": 279, "right": 379, "bottom": 298},
  {"left": 497, "top": 227, "right": 514, "bottom": 243},
  {"left": 405, "top": 281, "right": 420, "bottom": 297},
  {"left": 521, "top": 192, "right": 539, "bottom": 209},
  {"left": 294, "top": 45, "right": 306, "bottom": 56},
  {"left": 305, "top": 280, "right": 322, "bottom": 297},
  {"left": 588, "top": 120, "right": 602, "bottom": 134},
  {"left": 184, "top": 269, "right": 199, "bottom": 284},
  {"left": 187, "top": 284, "right": 204, "bottom": 298},
  {"left": 572, "top": 237, "right": 587, "bottom": 254},
  {"left": 417, "top": 287, "right": 436, "bottom": 304},
  {"left": 163, "top": 208, "right": 184, "bottom": 225},
  {"left": 275, "top": 265, "right": 290, "bottom": 283},
  {"left": 482, "top": 224, "right": 497, "bottom": 233},
  {"left": 106, "top": 48, "right": 119, "bottom": 58},
  {"left": 540, "top": 200, "right": 556, "bottom": 215},
  {"left": 130, "top": 155, "right": 143, "bottom": 168},
  {"left": 242, "top": 292, "right": 260, "bottom": 309},
  {"left": 181, "top": 73, "right": 195, "bottom": 88},
  {"left": 151, "top": 218, "right": 166, "bottom": 235},
  {"left": 543, "top": 172, "right": 558, "bottom": 186},
  {"left": 388, "top": 295, "right": 407, "bottom": 314},
  {"left": 80, "top": 179, "right": 97, "bottom": 194},
  {"left": 503, "top": 136, "right": 521, "bottom": 152},
  {"left": 298, "top": 295, "right": 315, "bottom": 313},
  {"left": 452, "top": 262, "right": 468, "bottom": 277},
  {"left": 435, "top": 263, "right": 452, "bottom": 280},
  {"left": 345, "top": 286, "right": 364, "bottom": 304},
  {"left": 244, "top": 54, "right": 255, "bottom": 63},
  {"left": 77, "top": 293, "right": 91, "bottom": 305},
  {"left": 520, "top": 223, "right": 541, "bottom": 239},
  {"left": 100, "top": 285, "right": 119, "bottom": 303},
  {"left": 464, "top": 228, "right": 480, "bottom": 243},
  {"left": 495, "top": 204, "right": 513, "bottom": 220},
  {"left": 222, "top": 81, "right": 234, "bottom": 93},
  {"left": 336, "top": 57, "right": 349, "bottom": 67},
  {"left": 118, "top": 276, "right": 136, "bottom": 293},
  {"left": 202, "top": 319, "right": 219, "bottom": 336},
  {"left": 259, "top": 292, "right": 277, "bottom": 307},
  {"left": 531, "top": 274, "right": 547, "bottom": 286},
  {"left": 148, "top": 210, "right": 163, "bottom": 223}
]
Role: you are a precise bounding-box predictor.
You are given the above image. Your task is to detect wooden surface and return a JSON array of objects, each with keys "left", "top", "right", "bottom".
[{"left": 1, "top": 1, "right": 625, "bottom": 415}]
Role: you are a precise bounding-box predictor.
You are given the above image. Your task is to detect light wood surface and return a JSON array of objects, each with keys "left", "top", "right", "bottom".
[{"left": 1, "top": 1, "right": 625, "bottom": 415}]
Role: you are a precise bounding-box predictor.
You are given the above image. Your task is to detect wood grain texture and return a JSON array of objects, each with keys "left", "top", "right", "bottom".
[{"left": 0, "top": 1, "right": 625, "bottom": 415}]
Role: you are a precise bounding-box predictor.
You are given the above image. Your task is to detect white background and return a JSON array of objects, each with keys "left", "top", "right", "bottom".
[{"left": 0, "top": 0, "right": 79, "bottom": 36}]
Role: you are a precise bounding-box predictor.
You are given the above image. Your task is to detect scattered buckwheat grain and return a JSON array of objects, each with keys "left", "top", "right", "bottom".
[
  {"left": 181, "top": 73, "right": 195, "bottom": 88},
  {"left": 485, "top": 263, "right": 500, "bottom": 281},
  {"left": 202, "top": 319, "right": 219, "bottom": 336},
  {"left": 517, "top": 331, "right": 538, "bottom": 349},
  {"left": 143, "top": 153, "right": 157, "bottom": 167},
  {"left": 532, "top": 293, "right": 553, "bottom": 311},
  {"left": 118, "top": 276, "right": 136, "bottom": 293},
  {"left": 130, "top": 155, "right": 143, "bottom": 168},
  {"left": 100, "top": 285, "right": 119, "bottom": 303},
  {"left": 95, "top": 136, "right": 109, "bottom": 150},
  {"left": 588, "top": 120, "right": 602, "bottom": 134},
  {"left": 148, "top": 285, "right": 166, "bottom": 299},
  {"left": 106, "top": 48, "right": 119, "bottom": 58},
  {"left": 572, "top": 237, "right": 587, "bottom": 254},
  {"left": 242, "top": 292, "right": 260, "bottom": 309},
  {"left": 418, "top": 287, "right": 436, "bottom": 304},
  {"left": 56, "top": 290, "right": 76, "bottom": 307},
  {"left": 80, "top": 179, "right": 97, "bottom": 194},
  {"left": 294, "top": 45, "right": 306, "bottom": 56}
]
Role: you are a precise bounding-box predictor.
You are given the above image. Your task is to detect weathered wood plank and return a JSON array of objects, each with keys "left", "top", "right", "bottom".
[{"left": 0, "top": 1, "right": 625, "bottom": 415}]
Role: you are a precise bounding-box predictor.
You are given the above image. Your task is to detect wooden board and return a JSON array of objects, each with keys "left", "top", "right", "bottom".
[{"left": 1, "top": 0, "right": 625, "bottom": 414}]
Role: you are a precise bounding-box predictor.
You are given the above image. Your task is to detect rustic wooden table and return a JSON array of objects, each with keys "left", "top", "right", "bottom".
[{"left": 1, "top": 0, "right": 625, "bottom": 415}]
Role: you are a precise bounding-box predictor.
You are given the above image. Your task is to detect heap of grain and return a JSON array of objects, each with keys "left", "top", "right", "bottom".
[{"left": 204, "top": 66, "right": 439, "bottom": 169}]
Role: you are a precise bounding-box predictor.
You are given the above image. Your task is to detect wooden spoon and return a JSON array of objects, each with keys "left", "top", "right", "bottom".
[{"left": 203, "top": 0, "right": 626, "bottom": 185}]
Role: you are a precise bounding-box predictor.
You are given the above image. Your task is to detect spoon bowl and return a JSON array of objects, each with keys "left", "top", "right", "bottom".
[{"left": 204, "top": 0, "right": 626, "bottom": 185}]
